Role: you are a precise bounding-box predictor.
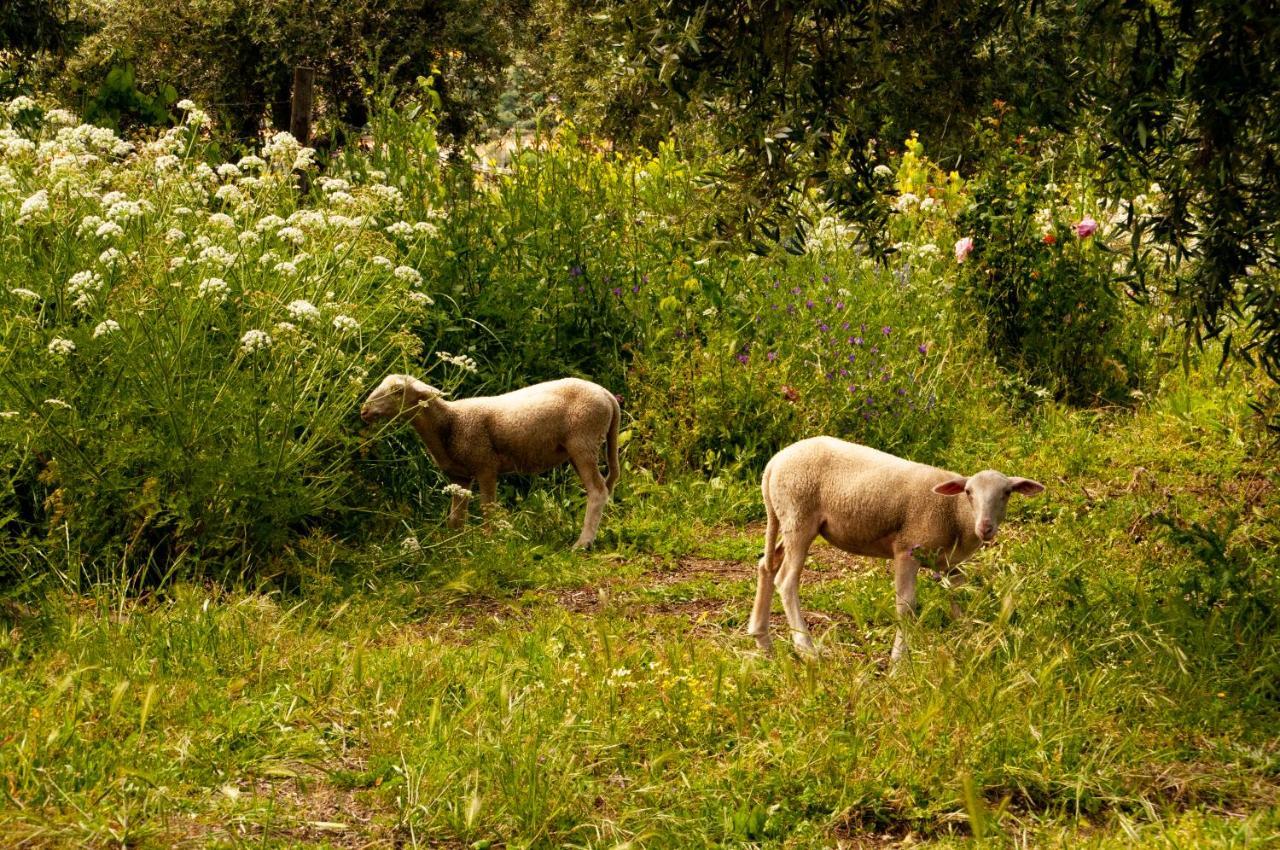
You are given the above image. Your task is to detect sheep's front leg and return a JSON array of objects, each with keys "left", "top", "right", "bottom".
[
  {"left": 569, "top": 450, "right": 608, "bottom": 550},
  {"left": 776, "top": 528, "right": 818, "bottom": 658},
  {"left": 447, "top": 480, "right": 471, "bottom": 529},
  {"left": 890, "top": 549, "right": 921, "bottom": 665}
]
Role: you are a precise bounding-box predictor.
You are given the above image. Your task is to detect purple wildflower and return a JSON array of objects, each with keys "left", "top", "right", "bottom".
[
  {"left": 806, "top": 300, "right": 815, "bottom": 309},
  {"left": 822, "top": 274, "right": 831, "bottom": 284},
  {"left": 766, "top": 351, "right": 777, "bottom": 362},
  {"left": 642, "top": 274, "right": 649, "bottom": 284},
  {"left": 917, "top": 343, "right": 928, "bottom": 355},
  {"left": 569, "top": 265, "right": 583, "bottom": 277},
  {"left": 882, "top": 326, "right": 892, "bottom": 336},
  {"left": 819, "top": 322, "right": 829, "bottom": 332},
  {"left": 736, "top": 353, "right": 749, "bottom": 365},
  {"left": 611, "top": 287, "right": 622, "bottom": 297}
]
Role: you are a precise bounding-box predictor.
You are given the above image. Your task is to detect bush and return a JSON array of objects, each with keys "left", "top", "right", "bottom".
[{"left": 953, "top": 128, "right": 1156, "bottom": 404}]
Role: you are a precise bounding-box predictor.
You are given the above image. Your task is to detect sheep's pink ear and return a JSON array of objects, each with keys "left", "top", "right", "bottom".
[
  {"left": 1010, "top": 477, "right": 1045, "bottom": 496},
  {"left": 933, "top": 477, "right": 968, "bottom": 496}
]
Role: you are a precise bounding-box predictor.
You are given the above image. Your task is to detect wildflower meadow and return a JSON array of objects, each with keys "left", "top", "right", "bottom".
[{"left": 1, "top": 60, "right": 1277, "bottom": 850}]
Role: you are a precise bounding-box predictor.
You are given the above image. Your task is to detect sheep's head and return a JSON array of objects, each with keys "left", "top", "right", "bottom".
[
  {"left": 933, "top": 470, "right": 1044, "bottom": 543},
  {"left": 360, "top": 374, "right": 444, "bottom": 423}
]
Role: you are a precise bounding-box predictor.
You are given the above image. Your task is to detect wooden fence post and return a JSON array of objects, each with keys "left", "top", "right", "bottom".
[
  {"left": 289, "top": 67, "right": 315, "bottom": 146},
  {"left": 290, "top": 67, "right": 315, "bottom": 192}
]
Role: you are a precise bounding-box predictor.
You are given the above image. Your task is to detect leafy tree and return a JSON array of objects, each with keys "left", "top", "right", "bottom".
[{"left": 1094, "top": 0, "right": 1280, "bottom": 388}]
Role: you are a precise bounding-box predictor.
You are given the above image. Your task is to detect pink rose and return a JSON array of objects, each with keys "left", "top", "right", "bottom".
[
  {"left": 954, "top": 236, "right": 974, "bottom": 263},
  {"left": 1075, "top": 216, "right": 1098, "bottom": 238}
]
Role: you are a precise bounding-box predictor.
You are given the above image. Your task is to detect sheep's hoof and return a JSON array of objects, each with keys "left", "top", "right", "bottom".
[{"left": 571, "top": 538, "right": 595, "bottom": 551}]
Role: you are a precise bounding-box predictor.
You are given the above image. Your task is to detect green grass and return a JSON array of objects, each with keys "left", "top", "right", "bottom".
[{"left": 3, "top": 370, "right": 1277, "bottom": 848}]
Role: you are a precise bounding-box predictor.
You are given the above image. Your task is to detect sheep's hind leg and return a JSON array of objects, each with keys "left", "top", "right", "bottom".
[
  {"left": 747, "top": 541, "right": 784, "bottom": 653},
  {"left": 776, "top": 527, "right": 819, "bottom": 658},
  {"left": 569, "top": 449, "right": 608, "bottom": 550}
]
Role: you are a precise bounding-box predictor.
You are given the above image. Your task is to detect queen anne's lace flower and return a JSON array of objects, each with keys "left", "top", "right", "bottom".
[
  {"left": 239, "top": 329, "right": 272, "bottom": 355},
  {"left": 443, "top": 483, "right": 472, "bottom": 499},
  {"left": 286, "top": 299, "right": 320, "bottom": 322},
  {"left": 47, "top": 337, "right": 76, "bottom": 356},
  {"left": 332, "top": 314, "right": 360, "bottom": 334},
  {"left": 197, "top": 277, "right": 229, "bottom": 303},
  {"left": 93, "top": 319, "right": 121, "bottom": 338},
  {"left": 437, "top": 350, "right": 478, "bottom": 372},
  {"left": 393, "top": 265, "right": 422, "bottom": 286}
]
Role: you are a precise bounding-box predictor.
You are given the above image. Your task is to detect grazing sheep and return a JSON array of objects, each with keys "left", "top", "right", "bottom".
[
  {"left": 747, "top": 436, "right": 1044, "bottom": 662},
  {"left": 361, "top": 374, "right": 621, "bottom": 548}
]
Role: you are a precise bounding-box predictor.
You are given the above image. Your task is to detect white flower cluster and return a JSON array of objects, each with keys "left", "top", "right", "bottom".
[
  {"left": 331, "top": 314, "right": 360, "bottom": 334},
  {"left": 436, "top": 350, "right": 478, "bottom": 372},
  {"left": 47, "top": 337, "right": 76, "bottom": 357},
  {"left": 393, "top": 265, "right": 422, "bottom": 286},
  {"left": 285, "top": 299, "right": 320, "bottom": 322},
  {"left": 239, "top": 329, "right": 272, "bottom": 355},
  {"left": 19, "top": 189, "right": 49, "bottom": 221},
  {"left": 197, "top": 277, "right": 230, "bottom": 304},
  {"left": 93, "top": 319, "right": 121, "bottom": 338},
  {"left": 443, "top": 483, "right": 472, "bottom": 499},
  {"left": 67, "top": 270, "right": 104, "bottom": 310}
]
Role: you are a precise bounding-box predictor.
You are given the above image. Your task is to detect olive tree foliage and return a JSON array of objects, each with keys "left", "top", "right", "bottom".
[
  {"left": 0, "top": 0, "right": 71, "bottom": 92},
  {"left": 59, "top": 0, "right": 531, "bottom": 142},
  {"left": 1093, "top": 0, "right": 1280, "bottom": 389},
  {"left": 530, "top": 0, "right": 1096, "bottom": 249}
]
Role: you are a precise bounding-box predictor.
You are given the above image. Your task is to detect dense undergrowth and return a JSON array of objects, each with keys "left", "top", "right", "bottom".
[{"left": 1, "top": 93, "right": 1278, "bottom": 847}]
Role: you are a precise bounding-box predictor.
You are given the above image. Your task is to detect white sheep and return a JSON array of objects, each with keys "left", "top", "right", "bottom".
[
  {"left": 361, "top": 374, "right": 621, "bottom": 548},
  {"left": 747, "top": 436, "right": 1044, "bottom": 662}
]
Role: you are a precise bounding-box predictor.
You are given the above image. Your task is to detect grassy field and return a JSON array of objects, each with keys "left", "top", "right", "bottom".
[{"left": 3, "top": 365, "right": 1277, "bottom": 848}]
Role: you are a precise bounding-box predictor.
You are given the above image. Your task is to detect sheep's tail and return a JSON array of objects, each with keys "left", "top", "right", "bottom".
[
  {"left": 604, "top": 393, "right": 621, "bottom": 495},
  {"left": 762, "top": 461, "right": 780, "bottom": 574}
]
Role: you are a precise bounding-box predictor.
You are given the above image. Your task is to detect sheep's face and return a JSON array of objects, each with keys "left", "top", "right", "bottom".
[
  {"left": 933, "top": 470, "right": 1045, "bottom": 543},
  {"left": 360, "top": 374, "right": 441, "bottom": 423}
]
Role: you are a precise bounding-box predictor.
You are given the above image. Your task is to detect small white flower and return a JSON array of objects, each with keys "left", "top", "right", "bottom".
[
  {"left": 436, "top": 350, "right": 477, "bottom": 373},
  {"left": 414, "top": 221, "right": 440, "bottom": 236},
  {"left": 169, "top": 256, "right": 189, "bottom": 270},
  {"left": 47, "top": 337, "right": 76, "bottom": 356},
  {"left": 332, "top": 314, "right": 360, "bottom": 334},
  {"left": 93, "top": 319, "right": 121, "bottom": 338},
  {"left": 214, "top": 184, "right": 243, "bottom": 205},
  {"left": 400, "top": 535, "right": 422, "bottom": 553},
  {"left": 155, "top": 154, "right": 180, "bottom": 172},
  {"left": 407, "top": 291, "right": 434, "bottom": 307},
  {"left": 216, "top": 163, "right": 241, "bottom": 179},
  {"left": 273, "top": 260, "right": 299, "bottom": 278},
  {"left": 198, "top": 245, "right": 237, "bottom": 268},
  {"left": 10, "top": 287, "right": 40, "bottom": 300},
  {"left": 239, "top": 329, "right": 272, "bottom": 355},
  {"left": 285, "top": 299, "right": 320, "bottom": 322},
  {"left": 443, "top": 483, "right": 472, "bottom": 499},
  {"left": 894, "top": 193, "right": 919, "bottom": 212},
  {"left": 19, "top": 189, "right": 49, "bottom": 219},
  {"left": 198, "top": 277, "right": 230, "bottom": 303},
  {"left": 237, "top": 154, "right": 266, "bottom": 170},
  {"left": 371, "top": 256, "right": 394, "bottom": 270},
  {"left": 385, "top": 221, "right": 414, "bottom": 238},
  {"left": 276, "top": 226, "right": 305, "bottom": 245},
  {"left": 873, "top": 164, "right": 893, "bottom": 178},
  {"left": 208, "top": 212, "right": 235, "bottom": 229},
  {"left": 165, "top": 228, "right": 187, "bottom": 244},
  {"left": 176, "top": 99, "right": 197, "bottom": 111},
  {"left": 98, "top": 248, "right": 123, "bottom": 267},
  {"left": 95, "top": 221, "right": 124, "bottom": 239},
  {"left": 273, "top": 321, "right": 298, "bottom": 335},
  {"left": 393, "top": 265, "right": 422, "bottom": 286}
]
